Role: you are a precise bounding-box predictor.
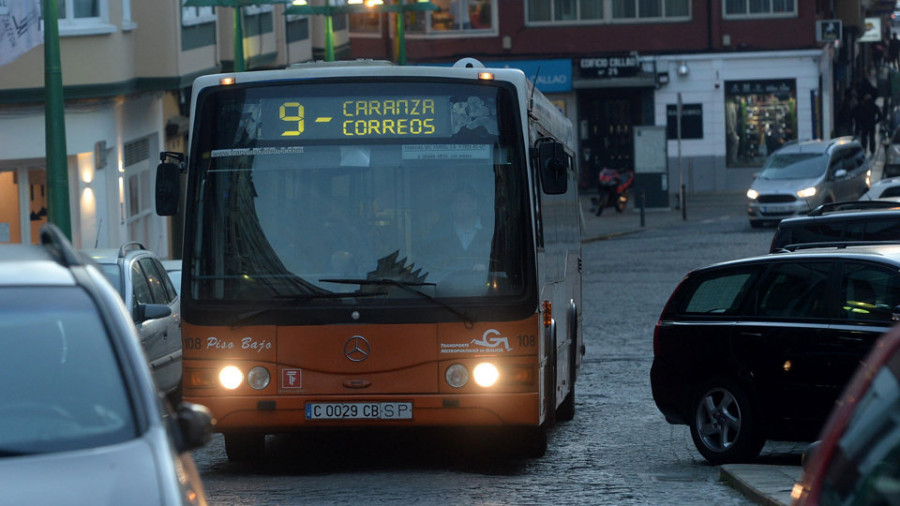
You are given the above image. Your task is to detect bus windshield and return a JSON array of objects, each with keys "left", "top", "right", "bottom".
[{"left": 188, "top": 80, "right": 529, "bottom": 304}]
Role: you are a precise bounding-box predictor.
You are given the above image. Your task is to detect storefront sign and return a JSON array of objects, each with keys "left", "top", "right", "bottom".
[
  {"left": 725, "top": 79, "right": 795, "bottom": 96},
  {"left": 666, "top": 104, "right": 703, "bottom": 140},
  {"left": 427, "top": 58, "right": 572, "bottom": 93},
  {"left": 577, "top": 54, "right": 640, "bottom": 79},
  {"left": 490, "top": 59, "right": 572, "bottom": 93},
  {"left": 816, "top": 20, "right": 841, "bottom": 43},
  {"left": 859, "top": 17, "right": 882, "bottom": 43}
]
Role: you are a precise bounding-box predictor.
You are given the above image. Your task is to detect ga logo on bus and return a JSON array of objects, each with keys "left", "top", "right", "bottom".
[
  {"left": 439, "top": 329, "right": 513, "bottom": 354},
  {"left": 471, "top": 329, "right": 511, "bottom": 351}
]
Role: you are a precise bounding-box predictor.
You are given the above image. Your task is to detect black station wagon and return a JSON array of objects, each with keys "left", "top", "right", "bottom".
[
  {"left": 769, "top": 201, "right": 900, "bottom": 253},
  {"left": 651, "top": 244, "right": 900, "bottom": 464}
]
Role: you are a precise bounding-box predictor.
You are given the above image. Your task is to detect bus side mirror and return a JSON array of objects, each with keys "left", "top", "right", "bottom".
[
  {"left": 156, "top": 162, "right": 180, "bottom": 216},
  {"left": 538, "top": 141, "right": 568, "bottom": 195}
]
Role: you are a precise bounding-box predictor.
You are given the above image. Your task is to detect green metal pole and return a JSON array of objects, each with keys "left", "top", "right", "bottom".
[
  {"left": 325, "top": 11, "right": 334, "bottom": 61},
  {"left": 396, "top": 9, "right": 406, "bottom": 65},
  {"left": 233, "top": 6, "right": 245, "bottom": 71},
  {"left": 43, "top": 0, "right": 71, "bottom": 239}
]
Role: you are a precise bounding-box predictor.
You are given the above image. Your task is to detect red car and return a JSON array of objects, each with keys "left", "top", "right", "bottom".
[{"left": 792, "top": 324, "right": 900, "bottom": 504}]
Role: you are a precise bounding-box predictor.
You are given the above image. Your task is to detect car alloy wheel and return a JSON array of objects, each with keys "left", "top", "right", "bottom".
[{"left": 689, "top": 377, "right": 764, "bottom": 464}]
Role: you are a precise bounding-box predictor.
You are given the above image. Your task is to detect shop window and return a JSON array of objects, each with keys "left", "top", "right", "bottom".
[
  {"left": 724, "top": 0, "right": 796, "bottom": 18},
  {"left": 725, "top": 79, "right": 797, "bottom": 168},
  {"left": 349, "top": 11, "right": 381, "bottom": 35}
]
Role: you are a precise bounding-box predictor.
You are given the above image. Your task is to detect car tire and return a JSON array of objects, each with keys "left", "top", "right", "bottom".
[
  {"left": 749, "top": 221, "right": 763, "bottom": 229},
  {"left": 688, "top": 377, "right": 765, "bottom": 465},
  {"left": 224, "top": 432, "right": 266, "bottom": 462}
]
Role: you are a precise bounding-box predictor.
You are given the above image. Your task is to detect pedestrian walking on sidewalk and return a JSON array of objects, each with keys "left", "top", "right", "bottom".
[{"left": 855, "top": 93, "right": 882, "bottom": 156}]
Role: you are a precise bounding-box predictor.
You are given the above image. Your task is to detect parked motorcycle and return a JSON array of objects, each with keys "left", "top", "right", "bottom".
[{"left": 591, "top": 167, "right": 635, "bottom": 216}]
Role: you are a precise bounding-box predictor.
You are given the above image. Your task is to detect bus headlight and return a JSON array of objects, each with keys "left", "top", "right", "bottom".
[
  {"left": 219, "top": 366, "right": 243, "bottom": 390},
  {"left": 247, "top": 366, "right": 270, "bottom": 390},
  {"left": 445, "top": 364, "right": 469, "bottom": 388},
  {"left": 473, "top": 362, "right": 499, "bottom": 387}
]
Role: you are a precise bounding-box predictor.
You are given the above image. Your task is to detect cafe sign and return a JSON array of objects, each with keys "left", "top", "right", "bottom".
[{"left": 578, "top": 54, "right": 641, "bottom": 79}]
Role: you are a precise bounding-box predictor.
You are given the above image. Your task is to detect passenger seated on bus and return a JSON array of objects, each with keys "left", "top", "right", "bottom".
[{"left": 421, "top": 184, "right": 493, "bottom": 274}]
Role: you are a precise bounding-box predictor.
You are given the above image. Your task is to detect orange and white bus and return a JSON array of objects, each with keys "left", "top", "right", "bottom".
[{"left": 156, "top": 57, "right": 583, "bottom": 460}]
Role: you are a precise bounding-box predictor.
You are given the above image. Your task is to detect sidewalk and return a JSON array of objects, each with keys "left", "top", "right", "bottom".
[
  {"left": 720, "top": 464, "right": 801, "bottom": 506},
  {"left": 581, "top": 138, "right": 886, "bottom": 242},
  {"left": 580, "top": 190, "right": 747, "bottom": 242}
]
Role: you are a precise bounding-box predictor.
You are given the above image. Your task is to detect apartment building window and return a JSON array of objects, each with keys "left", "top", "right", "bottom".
[
  {"left": 286, "top": 15, "right": 310, "bottom": 43},
  {"left": 182, "top": 0, "right": 216, "bottom": 26},
  {"left": 59, "top": 0, "right": 99, "bottom": 19},
  {"left": 527, "top": 0, "right": 689, "bottom": 23},
  {"left": 723, "top": 0, "right": 796, "bottom": 18},
  {"left": 244, "top": 5, "right": 274, "bottom": 37},
  {"left": 56, "top": 0, "right": 115, "bottom": 35},
  {"left": 402, "top": 0, "right": 495, "bottom": 35},
  {"left": 181, "top": 0, "right": 216, "bottom": 50}
]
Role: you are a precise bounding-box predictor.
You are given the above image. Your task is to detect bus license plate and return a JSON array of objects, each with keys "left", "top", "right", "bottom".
[{"left": 305, "top": 402, "right": 413, "bottom": 420}]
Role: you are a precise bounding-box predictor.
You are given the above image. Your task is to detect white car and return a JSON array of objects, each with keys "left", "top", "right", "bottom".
[
  {"left": 162, "top": 259, "right": 182, "bottom": 296},
  {"left": 859, "top": 176, "right": 900, "bottom": 200}
]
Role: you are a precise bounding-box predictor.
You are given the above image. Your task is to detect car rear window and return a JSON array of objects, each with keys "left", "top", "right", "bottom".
[
  {"left": 683, "top": 270, "right": 756, "bottom": 314},
  {"left": 0, "top": 287, "right": 136, "bottom": 456}
]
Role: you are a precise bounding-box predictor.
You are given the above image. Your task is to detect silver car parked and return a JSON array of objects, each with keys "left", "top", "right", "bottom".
[
  {"left": 746, "top": 137, "right": 871, "bottom": 228},
  {"left": 84, "top": 243, "right": 182, "bottom": 401}
]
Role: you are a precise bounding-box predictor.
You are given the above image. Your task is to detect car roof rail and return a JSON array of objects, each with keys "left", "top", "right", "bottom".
[
  {"left": 118, "top": 241, "right": 147, "bottom": 259},
  {"left": 39, "top": 223, "right": 83, "bottom": 267},
  {"left": 807, "top": 200, "right": 900, "bottom": 216},
  {"left": 779, "top": 240, "right": 900, "bottom": 252}
]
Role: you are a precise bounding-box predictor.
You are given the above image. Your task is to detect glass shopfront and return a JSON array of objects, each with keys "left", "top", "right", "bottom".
[{"left": 725, "top": 79, "right": 797, "bottom": 168}]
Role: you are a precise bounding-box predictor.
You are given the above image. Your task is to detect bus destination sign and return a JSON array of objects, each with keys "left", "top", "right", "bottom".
[{"left": 260, "top": 96, "right": 452, "bottom": 140}]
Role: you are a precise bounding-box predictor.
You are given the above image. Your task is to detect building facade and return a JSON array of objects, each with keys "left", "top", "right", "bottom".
[{"left": 0, "top": 0, "right": 886, "bottom": 248}]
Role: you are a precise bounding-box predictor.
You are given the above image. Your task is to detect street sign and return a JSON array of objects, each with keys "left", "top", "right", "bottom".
[
  {"left": 816, "top": 19, "right": 841, "bottom": 43},
  {"left": 860, "top": 17, "right": 882, "bottom": 43}
]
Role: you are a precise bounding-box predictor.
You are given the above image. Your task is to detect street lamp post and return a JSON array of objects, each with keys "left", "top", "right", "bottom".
[{"left": 286, "top": 0, "right": 436, "bottom": 64}]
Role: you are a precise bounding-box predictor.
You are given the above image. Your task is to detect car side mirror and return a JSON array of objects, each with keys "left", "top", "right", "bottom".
[
  {"left": 537, "top": 141, "right": 568, "bottom": 195},
  {"left": 834, "top": 168, "right": 848, "bottom": 179},
  {"left": 174, "top": 402, "right": 215, "bottom": 453},
  {"left": 135, "top": 303, "right": 172, "bottom": 322},
  {"left": 156, "top": 162, "right": 181, "bottom": 216}
]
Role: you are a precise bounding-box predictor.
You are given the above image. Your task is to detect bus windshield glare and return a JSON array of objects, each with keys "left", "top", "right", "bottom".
[{"left": 188, "top": 81, "right": 529, "bottom": 305}]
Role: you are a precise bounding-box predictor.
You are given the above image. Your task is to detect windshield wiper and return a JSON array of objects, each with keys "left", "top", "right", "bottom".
[
  {"left": 320, "top": 278, "right": 475, "bottom": 328},
  {"left": 0, "top": 448, "right": 33, "bottom": 457},
  {"left": 231, "top": 290, "right": 388, "bottom": 326}
]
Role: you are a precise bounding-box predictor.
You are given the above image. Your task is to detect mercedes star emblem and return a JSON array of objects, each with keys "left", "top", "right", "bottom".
[{"left": 344, "top": 335, "right": 370, "bottom": 362}]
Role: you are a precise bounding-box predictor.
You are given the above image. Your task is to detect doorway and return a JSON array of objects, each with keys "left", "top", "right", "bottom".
[{"left": 578, "top": 90, "right": 644, "bottom": 190}]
